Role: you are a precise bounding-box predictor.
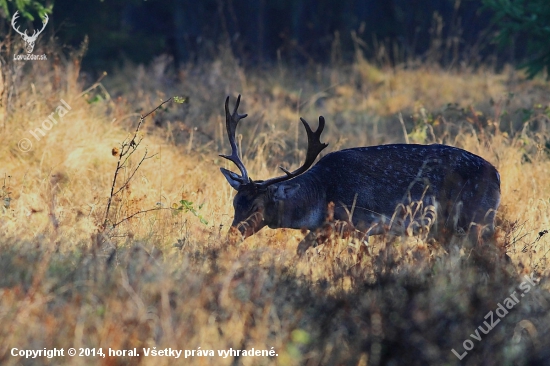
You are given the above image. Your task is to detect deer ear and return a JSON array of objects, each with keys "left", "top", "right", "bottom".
[
  {"left": 220, "top": 168, "right": 242, "bottom": 190},
  {"left": 270, "top": 183, "right": 301, "bottom": 201}
]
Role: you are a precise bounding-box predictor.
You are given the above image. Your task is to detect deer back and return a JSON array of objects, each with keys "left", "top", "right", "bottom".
[{"left": 264, "top": 144, "right": 500, "bottom": 237}]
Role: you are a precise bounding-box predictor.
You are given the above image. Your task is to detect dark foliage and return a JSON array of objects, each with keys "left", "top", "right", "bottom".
[
  {"left": 2, "top": 0, "right": 504, "bottom": 71},
  {"left": 483, "top": 0, "right": 550, "bottom": 78}
]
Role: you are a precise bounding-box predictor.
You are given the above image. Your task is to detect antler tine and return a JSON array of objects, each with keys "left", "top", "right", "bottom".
[
  {"left": 36, "top": 14, "right": 48, "bottom": 35},
  {"left": 220, "top": 95, "right": 250, "bottom": 182},
  {"left": 11, "top": 11, "right": 26, "bottom": 36},
  {"left": 28, "top": 13, "right": 48, "bottom": 39},
  {"left": 258, "top": 116, "right": 328, "bottom": 187},
  {"left": 285, "top": 116, "right": 328, "bottom": 176}
]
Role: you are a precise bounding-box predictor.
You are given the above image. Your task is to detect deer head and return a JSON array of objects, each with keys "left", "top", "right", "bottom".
[
  {"left": 220, "top": 95, "right": 328, "bottom": 237},
  {"left": 11, "top": 11, "right": 49, "bottom": 54}
]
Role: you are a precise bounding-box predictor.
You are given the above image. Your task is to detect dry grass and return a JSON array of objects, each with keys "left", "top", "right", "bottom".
[{"left": 1, "top": 43, "right": 550, "bottom": 366}]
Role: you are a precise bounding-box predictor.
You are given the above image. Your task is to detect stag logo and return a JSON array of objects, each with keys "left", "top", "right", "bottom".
[{"left": 11, "top": 11, "right": 48, "bottom": 54}]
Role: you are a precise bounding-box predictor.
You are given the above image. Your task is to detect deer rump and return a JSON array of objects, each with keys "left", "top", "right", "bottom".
[{"left": 260, "top": 144, "right": 500, "bottom": 240}]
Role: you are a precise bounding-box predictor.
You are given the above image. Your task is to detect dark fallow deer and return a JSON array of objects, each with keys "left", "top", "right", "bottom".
[{"left": 220, "top": 95, "right": 501, "bottom": 255}]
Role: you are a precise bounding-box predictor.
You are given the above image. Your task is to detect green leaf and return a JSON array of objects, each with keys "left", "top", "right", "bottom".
[
  {"left": 173, "top": 96, "right": 189, "bottom": 104},
  {"left": 172, "top": 199, "right": 208, "bottom": 225},
  {"left": 291, "top": 329, "right": 311, "bottom": 345}
]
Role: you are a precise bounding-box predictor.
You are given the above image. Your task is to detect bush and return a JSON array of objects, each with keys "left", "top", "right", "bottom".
[
  {"left": 0, "top": 0, "right": 52, "bottom": 20},
  {"left": 484, "top": 0, "right": 550, "bottom": 78}
]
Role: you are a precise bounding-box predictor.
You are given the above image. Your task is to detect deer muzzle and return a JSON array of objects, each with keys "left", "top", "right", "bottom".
[{"left": 232, "top": 211, "right": 266, "bottom": 238}]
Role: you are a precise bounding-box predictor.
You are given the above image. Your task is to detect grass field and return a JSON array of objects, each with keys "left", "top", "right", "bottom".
[{"left": 1, "top": 44, "right": 550, "bottom": 365}]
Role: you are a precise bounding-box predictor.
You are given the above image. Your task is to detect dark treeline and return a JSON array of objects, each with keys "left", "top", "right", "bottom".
[{"left": 5, "top": 0, "right": 517, "bottom": 71}]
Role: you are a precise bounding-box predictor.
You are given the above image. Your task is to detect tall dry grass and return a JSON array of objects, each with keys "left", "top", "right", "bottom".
[{"left": 0, "top": 41, "right": 549, "bottom": 365}]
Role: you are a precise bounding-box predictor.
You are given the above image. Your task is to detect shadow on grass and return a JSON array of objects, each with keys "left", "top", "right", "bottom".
[{"left": 0, "top": 237, "right": 549, "bottom": 366}]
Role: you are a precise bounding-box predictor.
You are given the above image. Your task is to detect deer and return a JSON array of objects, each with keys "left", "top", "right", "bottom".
[
  {"left": 11, "top": 11, "right": 49, "bottom": 54},
  {"left": 220, "top": 95, "right": 501, "bottom": 255}
]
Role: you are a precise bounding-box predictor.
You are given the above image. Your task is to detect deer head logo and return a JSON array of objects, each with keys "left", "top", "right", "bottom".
[{"left": 11, "top": 11, "right": 49, "bottom": 54}]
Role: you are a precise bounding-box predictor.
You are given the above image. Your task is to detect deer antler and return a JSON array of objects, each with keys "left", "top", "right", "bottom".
[
  {"left": 258, "top": 116, "right": 328, "bottom": 187},
  {"left": 220, "top": 95, "right": 250, "bottom": 183},
  {"left": 11, "top": 11, "right": 27, "bottom": 38},
  {"left": 28, "top": 13, "right": 48, "bottom": 41},
  {"left": 11, "top": 11, "right": 48, "bottom": 40}
]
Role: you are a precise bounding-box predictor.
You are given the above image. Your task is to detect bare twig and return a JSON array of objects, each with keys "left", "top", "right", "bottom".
[
  {"left": 102, "top": 97, "right": 173, "bottom": 232},
  {"left": 111, "top": 149, "right": 157, "bottom": 197},
  {"left": 76, "top": 71, "right": 109, "bottom": 100},
  {"left": 111, "top": 207, "right": 168, "bottom": 229}
]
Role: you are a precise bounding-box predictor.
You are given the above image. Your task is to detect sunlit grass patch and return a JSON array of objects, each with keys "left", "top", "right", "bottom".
[{"left": 0, "top": 43, "right": 549, "bottom": 365}]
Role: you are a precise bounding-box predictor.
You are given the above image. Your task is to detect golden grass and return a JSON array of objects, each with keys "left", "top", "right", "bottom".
[{"left": 0, "top": 46, "right": 550, "bottom": 365}]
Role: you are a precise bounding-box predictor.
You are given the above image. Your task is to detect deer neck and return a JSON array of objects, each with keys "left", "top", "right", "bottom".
[{"left": 266, "top": 173, "right": 327, "bottom": 230}]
